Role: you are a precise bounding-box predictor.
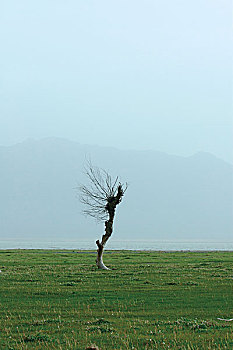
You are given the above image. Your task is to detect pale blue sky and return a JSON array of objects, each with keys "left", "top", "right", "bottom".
[{"left": 0, "top": 0, "right": 232, "bottom": 162}]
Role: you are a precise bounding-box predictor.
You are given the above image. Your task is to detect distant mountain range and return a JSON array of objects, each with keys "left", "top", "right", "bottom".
[{"left": 0, "top": 138, "right": 232, "bottom": 241}]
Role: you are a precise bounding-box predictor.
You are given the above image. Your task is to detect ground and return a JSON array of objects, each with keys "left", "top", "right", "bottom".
[{"left": 0, "top": 250, "right": 232, "bottom": 349}]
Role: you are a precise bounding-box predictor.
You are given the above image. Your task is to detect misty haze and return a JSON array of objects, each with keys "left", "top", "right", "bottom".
[
  {"left": 0, "top": 137, "right": 232, "bottom": 242},
  {"left": 0, "top": 1, "right": 232, "bottom": 245}
]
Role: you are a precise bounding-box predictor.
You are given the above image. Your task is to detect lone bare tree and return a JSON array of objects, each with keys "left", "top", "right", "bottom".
[{"left": 79, "top": 162, "right": 127, "bottom": 270}]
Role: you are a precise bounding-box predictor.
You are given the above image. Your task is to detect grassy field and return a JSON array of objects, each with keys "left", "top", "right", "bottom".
[{"left": 0, "top": 250, "right": 232, "bottom": 349}]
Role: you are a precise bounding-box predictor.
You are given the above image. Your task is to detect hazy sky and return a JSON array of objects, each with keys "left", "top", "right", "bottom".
[{"left": 1, "top": 0, "right": 232, "bottom": 162}]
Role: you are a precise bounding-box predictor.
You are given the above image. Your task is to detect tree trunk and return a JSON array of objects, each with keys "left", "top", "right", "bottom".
[
  {"left": 96, "top": 240, "right": 110, "bottom": 270},
  {"left": 95, "top": 185, "right": 124, "bottom": 270},
  {"left": 96, "top": 220, "right": 113, "bottom": 270}
]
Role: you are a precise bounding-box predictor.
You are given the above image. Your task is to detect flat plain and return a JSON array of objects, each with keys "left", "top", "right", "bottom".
[{"left": 0, "top": 250, "right": 232, "bottom": 349}]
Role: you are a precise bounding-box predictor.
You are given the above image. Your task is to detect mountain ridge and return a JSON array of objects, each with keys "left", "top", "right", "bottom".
[
  {"left": 1, "top": 137, "right": 231, "bottom": 166},
  {"left": 0, "top": 137, "right": 232, "bottom": 241}
]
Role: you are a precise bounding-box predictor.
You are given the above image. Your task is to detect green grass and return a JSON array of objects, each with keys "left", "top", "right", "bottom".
[{"left": 0, "top": 250, "right": 232, "bottom": 349}]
